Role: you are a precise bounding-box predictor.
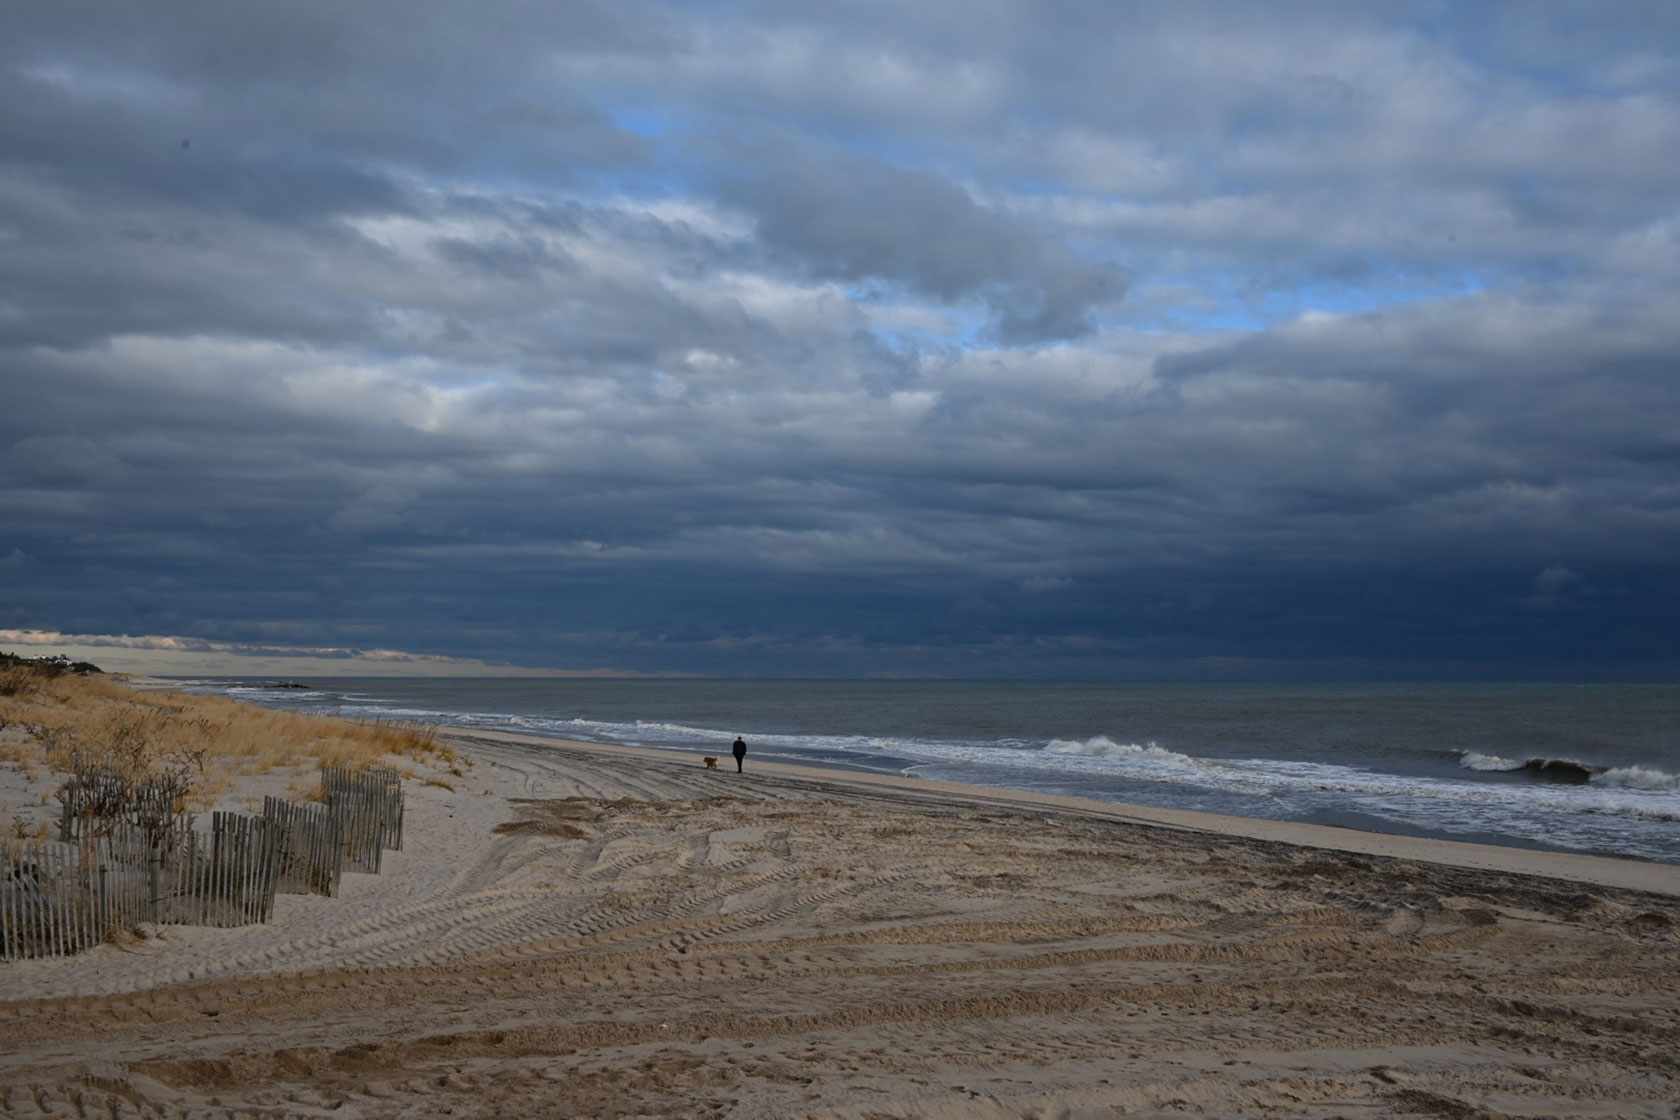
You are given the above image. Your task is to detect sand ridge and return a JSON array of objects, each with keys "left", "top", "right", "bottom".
[{"left": 3, "top": 731, "right": 1679, "bottom": 1118}]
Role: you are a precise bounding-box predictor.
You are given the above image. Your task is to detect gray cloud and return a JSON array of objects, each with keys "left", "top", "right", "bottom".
[
  {"left": 3, "top": 1, "right": 1679, "bottom": 676},
  {"left": 718, "top": 142, "right": 1123, "bottom": 342}
]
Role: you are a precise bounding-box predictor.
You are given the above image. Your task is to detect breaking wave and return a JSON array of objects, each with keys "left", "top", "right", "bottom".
[
  {"left": 1454, "top": 751, "right": 1673, "bottom": 788},
  {"left": 1596, "top": 765, "right": 1680, "bottom": 791},
  {"left": 1459, "top": 752, "right": 1524, "bottom": 772},
  {"left": 1045, "top": 737, "right": 1193, "bottom": 764}
]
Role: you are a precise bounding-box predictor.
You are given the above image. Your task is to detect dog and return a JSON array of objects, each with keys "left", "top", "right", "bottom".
[{"left": 702, "top": 756, "right": 720, "bottom": 769}]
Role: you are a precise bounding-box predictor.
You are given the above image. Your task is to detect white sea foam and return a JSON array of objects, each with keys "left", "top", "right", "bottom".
[
  {"left": 1459, "top": 752, "right": 1525, "bottom": 772},
  {"left": 1045, "top": 736, "right": 1193, "bottom": 765},
  {"left": 1594, "top": 765, "right": 1680, "bottom": 791},
  {"left": 1580, "top": 798, "right": 1680, "bottom": 822}
]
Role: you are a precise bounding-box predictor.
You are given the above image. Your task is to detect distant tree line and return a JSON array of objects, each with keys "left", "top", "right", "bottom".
[{"left": 0, "top": 651, "right": 104, "bottom": 677}]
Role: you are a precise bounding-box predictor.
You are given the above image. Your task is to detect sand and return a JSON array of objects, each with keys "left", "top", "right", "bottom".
[{"left": 4, "top": 727, "right": 1680, "bottom": 1119}]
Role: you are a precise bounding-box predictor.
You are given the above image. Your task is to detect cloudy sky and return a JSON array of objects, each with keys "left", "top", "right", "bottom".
[{"left": 4, "top": 1, "right": 1679, "bottom": 678}]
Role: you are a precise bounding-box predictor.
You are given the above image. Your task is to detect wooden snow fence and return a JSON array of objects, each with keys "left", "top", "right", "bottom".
[
  {"left": 262, "top": 796, "right": 344, "bottom": 897},
  {"left": 321, "top": 765, "right": 404, "bottom": 874},
  {"left": 263, "top": 768, "right": 404, "bottom": 893},
  {"left": 1, "top": 815, "right": 281, "bottom": 962},
  {"left": 156, "top": 813, "right": 281, "bottom": 927},
  {"left": 4, "top": 767, "right": 406, "bottom": 963},
  {"left": 1, "top": 835, "right": 108, "bottom": 962}
]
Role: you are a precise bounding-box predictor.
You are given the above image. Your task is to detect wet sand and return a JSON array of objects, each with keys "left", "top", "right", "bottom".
[{"left": 4, "top": 729, "right": 1680, "bottom": 1118}]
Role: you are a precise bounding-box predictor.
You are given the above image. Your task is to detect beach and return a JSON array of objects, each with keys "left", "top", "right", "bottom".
[{"left": 4, "top": 727, "right": 1680, "bottom": 1118}]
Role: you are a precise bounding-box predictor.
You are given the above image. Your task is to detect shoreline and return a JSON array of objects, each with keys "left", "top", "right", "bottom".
[
  {"left": 160, "top": 673, "right": 1680, "bottom": 873},
  {"left": 6, "top": 716, "right": 1680, "bottom": 1116},
  {"left": 458, "top": 727, "right": 1680, "bottom": 898}
]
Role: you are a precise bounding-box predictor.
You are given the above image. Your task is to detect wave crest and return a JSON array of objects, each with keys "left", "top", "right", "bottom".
[
  {"left": 1459, "top": 752, "right": 1524, "bottom": 772},
  {"left": 1044, "top": 737, "right": 1197, "bottom": 767},
  {"left": 1595, "top": 765, "right": 1680, "bottom": 791}
]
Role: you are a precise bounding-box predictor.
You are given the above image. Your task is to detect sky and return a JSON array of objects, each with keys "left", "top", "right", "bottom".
[{"left": 4, "top": 1, "right": 1679, "bottom": 679}]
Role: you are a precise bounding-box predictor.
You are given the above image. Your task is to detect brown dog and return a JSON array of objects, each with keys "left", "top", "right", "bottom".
[{"left": 703, "top": 756, "right": 720, "bottom": 769}]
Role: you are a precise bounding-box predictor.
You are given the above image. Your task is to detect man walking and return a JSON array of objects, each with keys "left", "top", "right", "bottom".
[{"left": 732, "top": 736, "right": 747, "bottom": 773}]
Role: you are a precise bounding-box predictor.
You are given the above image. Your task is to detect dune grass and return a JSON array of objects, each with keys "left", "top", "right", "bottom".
[{"left": 0, "top": 666, "right": 455, "bottom": 812}]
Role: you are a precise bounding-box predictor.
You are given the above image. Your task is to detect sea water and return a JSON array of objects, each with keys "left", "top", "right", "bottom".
[{"left": 173, "top": 678, "right": 1680, "bottom": 865}]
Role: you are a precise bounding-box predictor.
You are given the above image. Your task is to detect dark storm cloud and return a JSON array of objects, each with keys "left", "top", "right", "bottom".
[
  {"left": 4, "top": 1, "right": 1679, "bottom": 676},
  {"left": 718, "top": 143, "right": 1123, "bottom": 342}
]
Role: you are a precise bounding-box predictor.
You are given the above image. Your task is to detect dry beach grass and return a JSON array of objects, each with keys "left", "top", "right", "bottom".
[
  {"left": 3, "top": 683, "right": 1680, "bottom": 1118},
  {"left": 0, "top": 669, "right": 450, "bottom": 835}
]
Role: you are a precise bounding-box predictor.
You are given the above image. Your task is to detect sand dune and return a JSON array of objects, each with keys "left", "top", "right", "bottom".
[{"left": 4, "top": 730, "right": 1680, "bottom": 1118}]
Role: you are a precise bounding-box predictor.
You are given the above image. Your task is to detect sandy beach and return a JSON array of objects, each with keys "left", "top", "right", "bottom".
[{"left": 5, "top": 727, "right": 1680, "bottom": 1118}]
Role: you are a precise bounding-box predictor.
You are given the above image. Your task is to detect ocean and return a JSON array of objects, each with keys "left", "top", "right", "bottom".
[{"left": 174, "top": 677, "right": 1680, "bottom": 865}]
